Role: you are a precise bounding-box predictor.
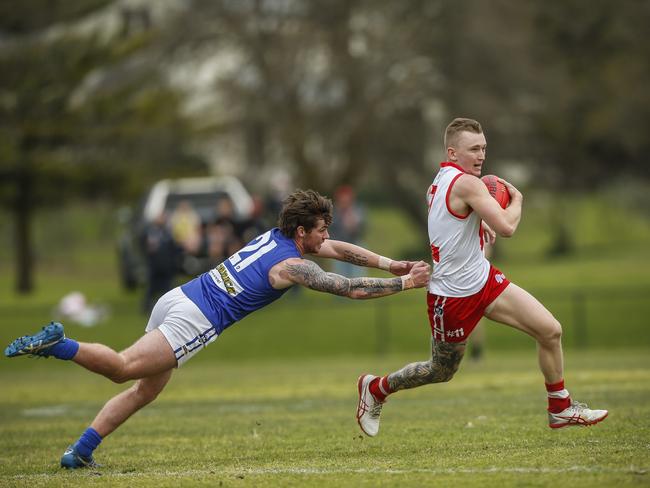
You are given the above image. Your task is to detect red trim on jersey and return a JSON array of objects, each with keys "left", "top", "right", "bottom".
[
  {"left": 478, "top": 220, "right": 484, "bottom": 251},
  {"left": 445, "top": 173, "right": 471, "bottom": 219},
  {"left": 430, "top": 243, "right": 440, "bottom": 263},
  {"left": 440, "top": 162, "right": 468, "bottom": 173},
  {"left": 427, "top": 184, "right": 438, "bottom": 213}
]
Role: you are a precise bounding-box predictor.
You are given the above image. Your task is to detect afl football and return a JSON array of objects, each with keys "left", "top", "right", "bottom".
[{"left": 481, "top": 175, "right": 510, "bottom": 209}]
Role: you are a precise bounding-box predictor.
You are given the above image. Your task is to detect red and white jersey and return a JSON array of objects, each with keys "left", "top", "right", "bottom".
[{"left": 426, "top": 162, "right": 489, "bottom": 297}]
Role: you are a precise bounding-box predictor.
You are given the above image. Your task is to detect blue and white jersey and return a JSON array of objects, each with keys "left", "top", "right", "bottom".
[{"left": 181, "top": 228, "right": 301, "bottom": 334}]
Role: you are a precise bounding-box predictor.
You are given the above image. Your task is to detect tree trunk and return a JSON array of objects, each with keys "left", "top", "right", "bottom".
[
  {"left": 14, "top": 166, "right": 34, "bottom": 294},
  {"left": 245, "top": 119, "right": 266, "bottom": 168}
]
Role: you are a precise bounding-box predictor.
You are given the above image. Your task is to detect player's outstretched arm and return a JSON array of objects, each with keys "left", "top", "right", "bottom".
[
  {"left": 279, "top": 258, "right": 430, "bottom": 299},
  {"left": 315, "top": 239, "right": 414, "bottom": 276}
]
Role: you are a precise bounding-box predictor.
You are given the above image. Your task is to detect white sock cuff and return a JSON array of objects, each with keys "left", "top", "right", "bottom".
[
  {"left": 378, "top": 379, "right": 389, "bottom": 396},
  {"left": 547, "top": 388, "right": 570, "bottom": 399}
]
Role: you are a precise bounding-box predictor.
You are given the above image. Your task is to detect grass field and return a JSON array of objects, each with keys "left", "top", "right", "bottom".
[
  {"left": 1, "top": 350, "right": 648, "bottom": 487},
  {"left": 1, "top": 198, "right": 649, "bottom": 486}
]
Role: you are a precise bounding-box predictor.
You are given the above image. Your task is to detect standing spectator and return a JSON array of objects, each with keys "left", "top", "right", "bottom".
[
  {"left": 169, "top": 200, "right": 201, "bottom": 255},
  {"left": 240, "top": 195, "right": 269, "bottom": 243},
  {"left": 329, "top": 185, "right": 366, "bottom": 277},
  {"left": 140, "top": 212, "right": 180, "bottom": 314},
  {"left": 206, "top": 196, "right": 241, "bottom": 267},
  {"left": 265, "top": 171, "right": 292, "bottom": 220}
]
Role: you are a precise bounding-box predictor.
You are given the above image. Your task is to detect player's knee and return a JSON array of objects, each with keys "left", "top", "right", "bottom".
[
  {"left": 549, "top": 319, "right": 562, "bottom": 341},
  {"left": 437, "top": 367, "right": 459, "bottom": 383},
  {"left": 107, "top": 356, "right": 133, "bottom": 384},
  {"left": 109, "top": 370, "right": 130, "bottom": 384},
  {"left": 430, "top": 344, "right": 465, "bottom": 382},
  {"left": 427, "top": 360, "right": 458, "bottom": 383},
  {"left": 108, "top": 373, "right": 128, "bottom": 384},
  {"left": 132, "top": 380, "right": 163, "bottom": 405},
  {"left": 538, "top": 319, "right": 562, "bottom": 346}
]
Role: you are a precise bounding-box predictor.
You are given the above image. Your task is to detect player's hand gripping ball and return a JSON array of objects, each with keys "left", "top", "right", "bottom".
[{"left": 481, "top": 175, "right": 510, "bottom": 209}]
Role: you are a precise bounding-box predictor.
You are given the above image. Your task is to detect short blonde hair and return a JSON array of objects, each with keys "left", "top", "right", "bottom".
[{"left": 444, "top": 118, "right": 483, "bottom": 148}]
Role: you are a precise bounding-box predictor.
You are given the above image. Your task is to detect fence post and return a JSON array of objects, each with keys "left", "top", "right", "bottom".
[
  {"left": 572, "top": 291, "right": 587, "bottom": 348},
  {"left": 376, "top": 300, "right": 389, "bottom": 357}
]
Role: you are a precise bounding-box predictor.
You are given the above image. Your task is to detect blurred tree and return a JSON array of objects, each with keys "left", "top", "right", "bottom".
[
  {"left": 0, "top": 1, "right": 206, "bottom": 293},
  {"left": 159, "top": 0, "right": 650, "bottom": 257},
  {"left": 531, "top": 0, "right": 650, "bottom": 189},
  {"left": 527, "top": 0, "right": 650, "bottom": 255},
  {"left": 431, "top": 1, "right": 539, "bottom": 162},
  {"left": 159, "top": 0, "right": 441, "bottom": 225},
  {"left": 376, "top": 0, "right": 650, "bottom": 254},
  {"left": 4, "top": 0, "right": 648, "bottom": 289},
  {"left": 0, "top": 0, "right": 110, "bottom": 35},
  {"left": 150, "top": 0, "right": 648, "bottom": 208},
  {"left": 420, "top": 0, "right": 650, "bottom": 189}
]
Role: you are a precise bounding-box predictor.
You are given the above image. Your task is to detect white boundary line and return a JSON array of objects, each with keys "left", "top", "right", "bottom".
[{"left": 5, "top": 465, "right": 648, "bottom": 479}]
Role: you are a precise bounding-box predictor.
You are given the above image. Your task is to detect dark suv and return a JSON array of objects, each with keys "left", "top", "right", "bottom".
[{"left": 117, "top": 176, "right": 254, "bottom": 290}]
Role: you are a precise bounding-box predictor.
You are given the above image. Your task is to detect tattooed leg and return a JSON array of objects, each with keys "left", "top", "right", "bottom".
[{"left": 387, "top": 338, "right": 466, "bottom": 393}]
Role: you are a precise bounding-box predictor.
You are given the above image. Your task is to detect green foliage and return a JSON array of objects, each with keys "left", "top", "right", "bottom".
[
  {"left": 0, "top": 1, "right": 112, "bottom": 35},
  {"left": 0, "top": 2, "right": 209, "bottom": 292},
  {"left": 0, "top": 33, "right": 205, "bottom": 204}
]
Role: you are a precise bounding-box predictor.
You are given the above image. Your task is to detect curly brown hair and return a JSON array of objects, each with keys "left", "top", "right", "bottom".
[{"left": 278, "top": 189, "right": 333, "bottom": 237}]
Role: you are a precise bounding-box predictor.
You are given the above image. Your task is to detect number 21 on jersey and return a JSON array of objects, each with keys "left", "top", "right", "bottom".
[{"left": 229, "top": 230, "right": 278, "bottom": 272}]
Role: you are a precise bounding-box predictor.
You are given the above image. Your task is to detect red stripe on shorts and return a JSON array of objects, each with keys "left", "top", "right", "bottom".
[{"left": 427, "top": 265, "right": 510, "bottom": 342}]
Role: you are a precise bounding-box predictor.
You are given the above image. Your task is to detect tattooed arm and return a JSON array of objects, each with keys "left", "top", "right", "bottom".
[
  {"left": 315, "top": 239, "right": 413, "bottom": 276},
  {"left": 316, "top": 240, "right": 370, "bottom": 266},
  {"left": 271, "top": 258, "right": 430, "bottom": 299}
]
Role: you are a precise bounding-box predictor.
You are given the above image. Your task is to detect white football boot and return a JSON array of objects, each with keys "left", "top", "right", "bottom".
[
  {"left": 548, "top": 400, "right": 608, "bottom": 428},
  {"left": 356, "top": 374, "right": 384, "bottom": 437}
]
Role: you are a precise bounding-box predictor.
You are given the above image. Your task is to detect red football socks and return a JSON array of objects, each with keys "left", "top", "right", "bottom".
[
  {"left": 545, "top": 379, "right": 571, "bottom": 413},
  {"left": 369, "top": 376, "right": 391, "bottom": 402}
]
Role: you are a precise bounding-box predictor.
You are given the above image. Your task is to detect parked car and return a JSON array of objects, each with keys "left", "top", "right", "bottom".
[{"left": 117, "top": 176, "right": 254, "bottom": 290}]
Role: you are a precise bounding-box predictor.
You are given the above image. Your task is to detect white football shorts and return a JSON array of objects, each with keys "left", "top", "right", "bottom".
[{"left": 145, "top": 287, "right": 218, "bottom": 366}]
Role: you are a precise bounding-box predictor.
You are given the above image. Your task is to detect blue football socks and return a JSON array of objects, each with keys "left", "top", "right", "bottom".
[
  {"left": 75, "top": 427, "right": 102, "bottom": 458},
  {"left": 48, "top": 339, "right": 80, "bottom": 360}
]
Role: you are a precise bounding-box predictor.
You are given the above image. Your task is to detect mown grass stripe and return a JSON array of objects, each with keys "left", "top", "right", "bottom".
[{"left": 5, "top": 465, "right": 648, "bottom": 479}]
